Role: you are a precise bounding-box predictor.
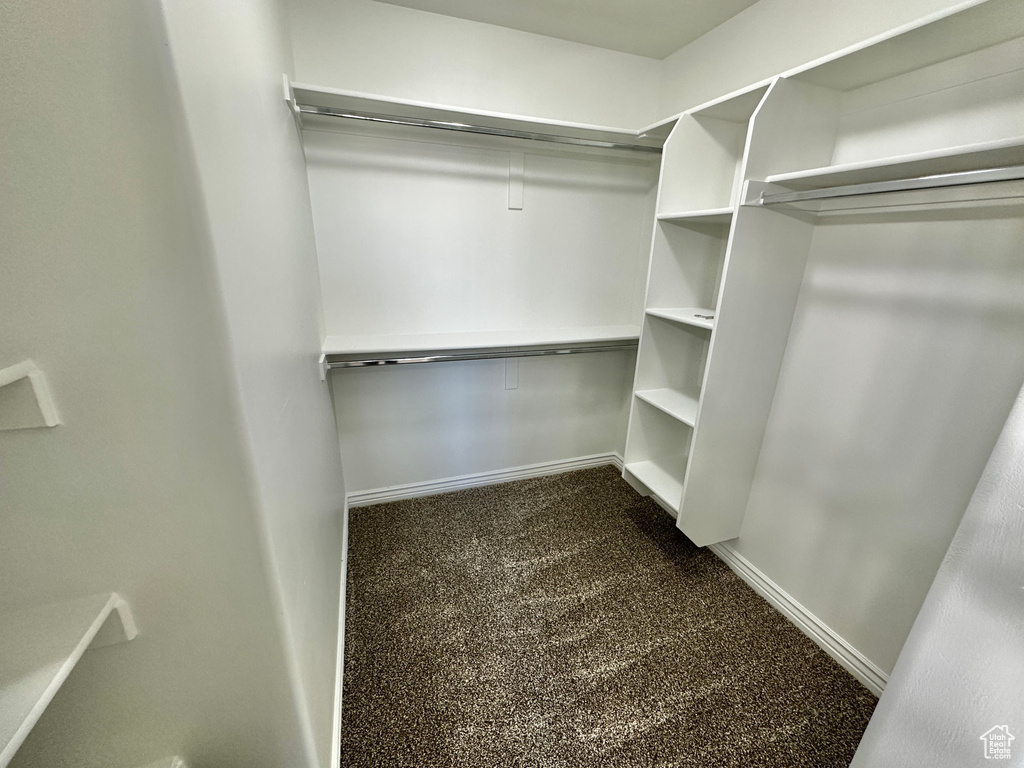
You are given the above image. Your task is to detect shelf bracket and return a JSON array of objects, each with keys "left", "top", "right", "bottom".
[
  {"left": 0, "top": 360, "right": 61, "bottom": 430},
  {"left": 282, "top": 74, "right": 305, "bottom": 153},
  {"left": 90, "top": 594, "right": 139, "bottom": 649}
]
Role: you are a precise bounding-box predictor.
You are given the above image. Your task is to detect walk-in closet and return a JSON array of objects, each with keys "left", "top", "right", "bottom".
[{"left": 2, "top": 0, "right": 1023, "bottom": 766}]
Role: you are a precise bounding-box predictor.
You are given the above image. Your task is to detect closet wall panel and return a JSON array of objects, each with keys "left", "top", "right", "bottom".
[
  {"left": 735, "top": 205, "right": 1024, "bottom": 673},
  {"left": 304, "top": 129, "right": 656, "bottom": 338},
  {"left": 332, "top": 351, "right": 635, "bottom": 493},
  {"left": 304, "top": 123, "right": 656, "bottom": 494}
]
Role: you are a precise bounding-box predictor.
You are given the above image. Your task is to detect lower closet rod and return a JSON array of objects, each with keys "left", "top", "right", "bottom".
[{"left": 326, "top": 343, "right": 638, "bottom": 371}]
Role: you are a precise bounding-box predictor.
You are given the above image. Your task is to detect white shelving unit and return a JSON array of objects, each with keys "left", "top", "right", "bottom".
[
  {"left": 0, "top": 593, "right": 137, "bottom": 767},
  {"left": 623, "top": 0, "right": 1024, "bottom": 547}
]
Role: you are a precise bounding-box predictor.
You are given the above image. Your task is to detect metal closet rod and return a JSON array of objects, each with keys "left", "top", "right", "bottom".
[
  {"left": 759, "top": 164, "right": 1024, "bottom": 206},
  {"left": 326, "top": 342, "right": 638, "bottom": 371},
  {"left": 297, "top": 104, "right": 663, "bottom": 154}
]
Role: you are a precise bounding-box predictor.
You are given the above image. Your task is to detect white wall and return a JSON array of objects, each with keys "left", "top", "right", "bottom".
[
  {"left": 851, "top": 381, "right": 1024, "bottom": 767},
  {"left": 658, "top": 0, "right": 981, "bottom": 114},
  {"left": 285, "top": 0, "right": 662, "bottom": 129},
  {"left": 302, "top": 113, "right": 655, "bottom": 494},
  {"left": 334, "top": 352, "right": 636, "bottom": 493},
  {"left": 650, "top": 0, "right": 1024, "bottom": 681},
  {"left": 159, "top": 1, "right": 347, "bottom": 766},
  {"left": 0, "top": 1, "right": 312, "bottom": 766},
  {"left": 733, "top": 206, "right": 1024, "bottom": 674},
  {"left": 304, "top": 127, "right": 657, "bottom": 338}
]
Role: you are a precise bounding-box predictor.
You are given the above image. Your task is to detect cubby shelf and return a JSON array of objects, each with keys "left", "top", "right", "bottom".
[
  {"left": 0, "top": 593, "right": 137, "bottom": 768},
  {"left": 635, "top": 389, "right": 699, "bottom": 427},
  {"left": 763, "top": 135, "right": 1024, "bottom": 191},
  {"left": 624, "top": 460, "right": 684, "bottom": 511},
  {"left": 645, "top": 308, "right": 715, "bottom": 331},
  {"left": 657, "top": 208, "right": 733, "bottom": 224},
  {"left": 323, "top": 325, "right": 641, "bottom": 355}
]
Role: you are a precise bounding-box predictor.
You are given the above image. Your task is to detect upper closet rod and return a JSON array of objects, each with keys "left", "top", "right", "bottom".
[
  {"left": 759, "top": 164, "right": 1024, "bottom": 206},
  {"left": 297, "top": 105, "right": 663, "bottom": 154},
  {"left": 326, "top": 342, "right": 637, "bottom": 371}
]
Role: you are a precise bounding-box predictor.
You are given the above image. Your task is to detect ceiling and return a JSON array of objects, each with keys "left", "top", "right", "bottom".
[{"left": 371, "top": 0, "right": 760, "bottom": 59}]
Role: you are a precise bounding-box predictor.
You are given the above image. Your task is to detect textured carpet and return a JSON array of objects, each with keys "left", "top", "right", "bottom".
[{"left": 341, "top": 465, "right": 876, "bottom": 767}]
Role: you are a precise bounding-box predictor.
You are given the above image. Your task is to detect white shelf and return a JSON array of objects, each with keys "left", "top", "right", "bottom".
[
  {"left": 0, "top": 593, "right": 137, "bottom": 767},
  {"left": 323, "top": 325, "right": 641, "bottom": 356},
  {"left": 635, "top": 389, "right": 699, "bottom": 427},
  {"left": 791, "top": 0, "right": 1024, "bottom": 92},
  {"left": 624, "top": 460, "right": 684, "bottom": 511},
  {"left": 657, "top": 208, "right": 733, "bottom": 224},
  {"left": 764, "top": 135, "right": 1024, "bottom": 191},
  {"left": 289, "top": 81, "right": 664, "bottom": 150},
  {"left": 645, "top": 308, "right": 715, "bottom": 331}
]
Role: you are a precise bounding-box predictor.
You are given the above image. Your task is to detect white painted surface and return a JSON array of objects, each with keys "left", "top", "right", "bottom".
[
  {"left": 304, "top": 128, "right": 656, "bottom": 341},
  {"left": 623, "top": 397, "right": 692, "bottom": 511},
  {"left": 330, "top": 503, "right": 350, "bottom": 768},
  {"left": 644, "top": 308, "right": 715, "bottom": 330},
  {"left": 635, "top": 388, "right": 699, "bottom": 427},
  {"left": 323, "top": 326, "right": 640, "bottom": 355},
  {"left": 850, "top": 381, "right": 1024, "bottom": 766},
  {"left": 159, "top": 1, "right": 346, "bottom": 765},
  {"left": 369, "top": 0, "right": 757, "bottom": 59},
  {"left": 0, "top": 361, "right": 60, "bottom": 431},
  {"left": 623, "top": 460, "right": 685, "bottom": 511},
  {"left": 291, "top": 81, "right": 662, "bottom": 144},
  {"left": 657, "top": 208, "right": 733, "bottom": 223},
  {"left": 709, "top": 544, "right": 889, "bottom": 696},
  {"left": 304, "top": 113, "right": 651, "bottom": 497},
  {"left": 658, "top": 0, "right": 984, "bottom": 116},
  {"left": 742, "top": 36, "right": 1024, "bottom": 188},
  {"left": 632, "top": 316, "right": 709, "bottom": 402},
  {"left": 0, "top": 0, "right": 311, "bottom": 765},
  {"left": 646, "top": 220, "right": 728, "bottom": 310},
  {"left": 678, "top": 206, "right": 814, "bottom": 547},
  {"left": 826, "top": 39, "right": 1024, "bottom": 168},
  {"left": 331, "top": 351, "right": 635, "bottom": 493},
  {"left": 285, "top": 0, "right": 662, "bottom": 128},
  {"left": 657, "top": 115, "right": 747, "bottom": 214},
  {"left": 347, "top": 453, "right": 623, "bottom": 507},
  {"left": 765, "top": 135, "right": 1024, "bottom": 189},
  {"left": 735, "top": 205, "right": 1024, "bottom": 673},
  {"left": 0, "top": 594, "right": 136, "bottom": 767}
]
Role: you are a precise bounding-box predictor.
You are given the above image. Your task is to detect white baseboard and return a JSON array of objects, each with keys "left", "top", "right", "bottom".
[
  {"left": 329, "top": 502, "right": 349, "bottom": 768},
  {"left": 708, "top": 542, "right": 888, "bottom": 697},
  {"left": 347, "top": 452, "right": 624, "bottom": 508}
]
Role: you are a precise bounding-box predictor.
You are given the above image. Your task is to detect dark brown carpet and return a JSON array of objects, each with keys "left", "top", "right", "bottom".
[{"left": 341, "top": 465, "right": 876, "bottom": 767}]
